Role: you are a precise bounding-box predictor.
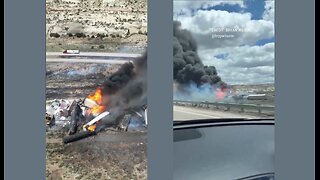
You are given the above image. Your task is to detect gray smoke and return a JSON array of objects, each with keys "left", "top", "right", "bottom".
[
  {"left": 173, "top": 21, "right": 227, "bottom": 89},
  {"left": 99, "top": 53, "right": 147, "bottom": 128}
]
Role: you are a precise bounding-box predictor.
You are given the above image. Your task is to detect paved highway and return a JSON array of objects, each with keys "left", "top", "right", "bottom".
[
  {"left": 46, "top": 52, "right": 140, "bottom": 64},
  {"left": 46, "top": 52, "right": 140, "bottom": 57},
  {"left": 174, "top": 105, "right": 260, "bottom": 121},
  {"left": 46, "top": 58, "right": 133, "bottom": 64}
]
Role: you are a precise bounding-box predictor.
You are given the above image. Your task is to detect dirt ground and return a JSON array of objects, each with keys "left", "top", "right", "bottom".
[
  {"left": 46, "top": 62, "right": 121, "bottom": 101},
  {"left": 46, "top": 37, "right": 147, "bottom": 53},
  {"left": 46, "top": 130, "right": 147, "bottom": 180},
  {"left": 46, "top": 62, "right": 147, "bottom": 180}
]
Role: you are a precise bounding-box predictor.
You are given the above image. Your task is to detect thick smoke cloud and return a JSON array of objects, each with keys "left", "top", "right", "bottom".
[
  {"left": 99, "top": 53, "right": 147, "bottom": 128},
  {"left": 103, "top": 62, "right": 135, "bottom": 94},
  {"left": 173, "top": 21, "right": 226, "bottom": 89},
  {"left": 106, "top": 53, "right": 147, "bottom": 110}
]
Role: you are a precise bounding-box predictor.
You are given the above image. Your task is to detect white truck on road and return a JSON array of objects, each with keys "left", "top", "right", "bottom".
[{"left": 63, "top": 49, "right": 80, "bottom": 54}]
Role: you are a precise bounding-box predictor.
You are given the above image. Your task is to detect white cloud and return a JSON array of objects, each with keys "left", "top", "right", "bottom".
[
  {"left": 174, "top": 0, "right": 245, "bottom": 17},
  {"left": 175, "top": 9, "right": 274, "bottom": 49},
  {"left": 199, "top": 43, "right": 275, "bottom": 85},
  {"left": 263, "top": 0, "right": 275, "bottom": 22}
]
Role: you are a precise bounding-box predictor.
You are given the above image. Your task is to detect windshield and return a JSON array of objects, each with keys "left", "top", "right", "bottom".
[{"left": 173, "top": 0, "right": 275, "bottom": 121}]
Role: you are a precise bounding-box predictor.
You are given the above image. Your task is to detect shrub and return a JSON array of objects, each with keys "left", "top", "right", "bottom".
[
  {"left": 75, "top": 32, "right": 85, "bottom": 38},
  {"left": 97, "top": 33, "right": 106, "bottom": 38},
  {"left": 49, "top": 33, "right": 60, "bottom": 38}
]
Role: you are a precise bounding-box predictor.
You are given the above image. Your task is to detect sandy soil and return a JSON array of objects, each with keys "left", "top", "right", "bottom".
[{"left": 46, "top": 130, "right": 147, "bottom": 180}]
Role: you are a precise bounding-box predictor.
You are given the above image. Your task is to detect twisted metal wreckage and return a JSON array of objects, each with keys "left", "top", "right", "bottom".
[{"left": 46, "top": 98, "right": 147, "bottom": 144}]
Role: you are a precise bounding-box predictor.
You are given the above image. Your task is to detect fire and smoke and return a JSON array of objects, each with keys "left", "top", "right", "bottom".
[
  {"left": 173, "top": 21, "right": 227, "bottom": 101},
  {"left": 86, "top": 88, "right": 107, "bottom": 116},
  {"left": 96, "top": 53, "right": 147, "bottom": 129}
]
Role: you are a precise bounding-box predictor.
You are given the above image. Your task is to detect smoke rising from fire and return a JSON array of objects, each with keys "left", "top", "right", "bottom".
[
  {"left": 103, "top": 63, "right": 135, "bottom": 94},
  {"left": 173, "top": 21, "right": 227, "bottom": 101},
  {"left": 173, "top": 21, "right": 226, "bottom": 89},
  {"left": 99, "top": 53, "right": 147, "bottom": 128},
  {"left": 106, "top": 53, "right": 147, "bottom": 109}
]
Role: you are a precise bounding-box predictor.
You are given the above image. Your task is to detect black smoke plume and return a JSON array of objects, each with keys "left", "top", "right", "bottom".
[
  {"left": 103, "top": 62, "right": 135, "bottom": 94},
  {"left": 173, "top": 21, "right": 227, "bottom": 89},
  {"left": 99, "top": 53, "right": 147, "bottom": 128}
]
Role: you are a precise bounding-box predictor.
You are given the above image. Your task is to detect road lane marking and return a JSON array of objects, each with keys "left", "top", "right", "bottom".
[{"left": 174, "top": 108, "right": 221, "bottom": 119}]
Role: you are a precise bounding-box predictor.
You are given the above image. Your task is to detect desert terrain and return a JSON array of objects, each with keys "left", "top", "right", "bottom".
[{"left": 46, "top": 0, "right": 147, "bottom": 53}]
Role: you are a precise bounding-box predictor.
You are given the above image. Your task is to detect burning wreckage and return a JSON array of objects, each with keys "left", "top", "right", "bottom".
[
  {"left": 46, "top": 96, "right": 147, "bottom": 144},
  {"left": 46, "top": 53, "right": 148, "bottom": 144}
]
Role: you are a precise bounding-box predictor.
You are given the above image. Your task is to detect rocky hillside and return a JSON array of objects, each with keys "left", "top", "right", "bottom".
[{"left": 46, "top": 0, "right": 147, "bottom": 52}]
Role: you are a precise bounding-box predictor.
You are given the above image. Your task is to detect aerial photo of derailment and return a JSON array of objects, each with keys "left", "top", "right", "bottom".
[{"left": 45, "top": 0, "right": 148, "bottom": 179}]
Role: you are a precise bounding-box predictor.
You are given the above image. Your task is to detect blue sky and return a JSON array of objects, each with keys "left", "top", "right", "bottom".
[
  {"left": 199, "top": 0, "right": 266, "bottom": 20},
  {"left": 243, "top": 0, "right": 266, "bottom": 20}
]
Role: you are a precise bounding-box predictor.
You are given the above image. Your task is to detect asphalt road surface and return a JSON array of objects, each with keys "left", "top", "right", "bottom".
[
  {"left": 46, "top": 52, "right": 141, "bottom": 57},
  {"left": 46, "top": 52, "right": 140, "bottom": 64},
  {"left": 174, "top": 105, "right": 260, "bottom": 121},
  {"left": 46, "top": 58, "right": 132, "bottom": 64}
]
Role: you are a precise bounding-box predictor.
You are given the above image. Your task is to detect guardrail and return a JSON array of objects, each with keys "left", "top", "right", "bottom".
[{"left": 173, "top": 100, "right": 275, "bottom": 115}]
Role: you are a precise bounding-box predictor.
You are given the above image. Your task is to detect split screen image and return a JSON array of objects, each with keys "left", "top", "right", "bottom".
[{"left": 46, "top": 0, "right": 274, "bottom": 179}]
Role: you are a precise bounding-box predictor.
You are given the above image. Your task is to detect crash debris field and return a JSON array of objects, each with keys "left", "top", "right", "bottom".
[{"left": 46, "top": 62, "right": 147, "bottom": 180}]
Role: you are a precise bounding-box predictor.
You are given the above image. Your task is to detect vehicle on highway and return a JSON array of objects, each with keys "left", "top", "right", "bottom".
[
  {"left": 63, "top": 49, "right": 80, "bottom": 54},
  {"left": 173, "top": 118, "right": 274, "bottom": 180},
  {"left": 247, "top": 94, "right": 268, "bottom": 100}
]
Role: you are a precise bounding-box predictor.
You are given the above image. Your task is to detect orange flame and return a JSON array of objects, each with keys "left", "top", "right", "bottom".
[
  {"left": 88, "top": 88, "right": 104, "bottom": 104},
  {"left": 216, "top": 88, "right": 227, "bottom": 100},
  {"left": 90, "top": 105, "right": 106, "bottom": 115},
  {"left": 87, "top": 124, "right": 97, "bottom": 132},
  {"left": 87, "top": 88, "right": 107, "bottom": 116}
]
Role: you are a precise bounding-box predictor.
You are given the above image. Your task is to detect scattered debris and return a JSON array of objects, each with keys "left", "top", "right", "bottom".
[
  {"left": 46, "top": 99, "right": 72, "bottom": 129},
  {"left": 46, "top": 96, "right": 147, "bottom": 144}
]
